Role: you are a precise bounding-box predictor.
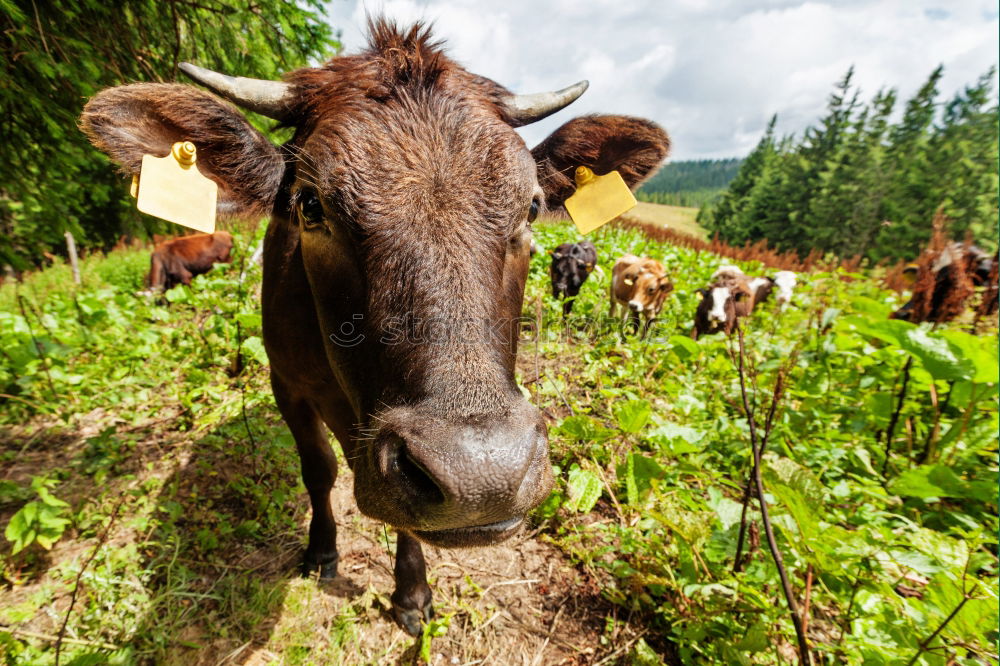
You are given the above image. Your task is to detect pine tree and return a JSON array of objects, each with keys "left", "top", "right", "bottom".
[
  {"left": 924, "top": 69, "right": 999, "bottom": 247},
  {"left": 699, "top": 115, "right": 778, "bottom": 241},
  {"left": 872, "top": 66, "right": 944, "bottom": 258},
  {"left": 706, "top": 65, "right": 997, "bottom": 262}
]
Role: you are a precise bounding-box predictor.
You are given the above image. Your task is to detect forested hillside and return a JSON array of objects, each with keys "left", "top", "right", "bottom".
[
  {"left": 698, "top": 67, "right": 999, "bottom": 262},
  {"left": 638, "top": 159, "right": 741, "bottom": 208}
]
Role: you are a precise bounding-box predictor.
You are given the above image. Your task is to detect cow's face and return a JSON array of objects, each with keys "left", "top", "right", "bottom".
[
  {"left": 627, "top": 270, "right": 673, "bottom": 314},
  {"left": 773, "top": 271, "right": 797, "bottom": 305},
  {"left": 81, "top": 18, "right": 670, "bottom": 547},
  {"left": 705, "top": 286, "right": 734, "bottom": 324},
  {"left": 550, "top": 243, "right": 595, "bottom": 298}
]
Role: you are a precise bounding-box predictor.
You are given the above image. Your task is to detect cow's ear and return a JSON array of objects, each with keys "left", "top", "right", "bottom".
[
  {"left": 695, "top": 287, "right": 709, "bottom": 298},
  {"left": 81, "top": 83, "right": 284, "bottom": 220},
  {"left": 532, "top": 115, "right": 670, "bottom": 209}
]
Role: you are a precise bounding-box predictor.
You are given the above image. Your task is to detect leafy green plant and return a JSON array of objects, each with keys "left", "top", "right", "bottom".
[
  {"left": 5, "top": 477, "right": 72, "bottom": 554},
  {"left": 418, "top": 612, "right": 452, "bottom": 663}
]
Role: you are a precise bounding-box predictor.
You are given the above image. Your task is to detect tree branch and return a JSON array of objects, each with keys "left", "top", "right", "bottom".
[
  {"left": 735, "top": 325, "right": 812, "bottom": 664},
  {"left": 881, "top": 356, "right": 912, "bottom": 477}
]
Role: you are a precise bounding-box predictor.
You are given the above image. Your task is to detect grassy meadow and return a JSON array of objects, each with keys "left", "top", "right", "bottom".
[
  {"left": 617, "top": 203, "right": 707, "bottom": 240},
  {"left": 0, "top": 219, "right": 997, "bottom": 665}
]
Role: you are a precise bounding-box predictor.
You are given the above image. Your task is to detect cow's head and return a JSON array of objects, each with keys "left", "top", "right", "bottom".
[
  {"left": 81, "top": 19, "right": 670, "bottom": 547},
  {"left": 550, "top": 242, "right": 596, "bottom": 298},
  {"left": 698, "top": 286, "right": 736, "bottom": 326},
  {"left": 627, "top": 264, "right": 673, "bottom": 314}
]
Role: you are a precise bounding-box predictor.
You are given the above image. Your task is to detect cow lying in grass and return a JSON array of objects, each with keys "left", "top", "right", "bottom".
[
  {"left": 609, "top": 254, "right": 673, "bottom": 337},
  {"left": 146, "top": 231, "right": 233, "bottom": 291},
  {"left": 549, "top": 241, "right": 597, "bottom": 316}
]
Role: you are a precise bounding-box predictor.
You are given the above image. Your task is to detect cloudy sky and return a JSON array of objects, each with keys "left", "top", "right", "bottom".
[{"left": 323, "top": 1, "right": 998, "bottom": 161}]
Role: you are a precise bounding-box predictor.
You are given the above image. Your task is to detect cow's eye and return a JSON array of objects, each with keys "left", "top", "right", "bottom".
[
  {"left": 527, "top": 199, "right": 540, "bottom": 223},
  {"left": 299, "top": 191, "right": 324, "bottom": 228}
]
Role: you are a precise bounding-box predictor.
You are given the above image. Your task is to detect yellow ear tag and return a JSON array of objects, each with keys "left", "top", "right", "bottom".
[
  {"left": 134, "top": 141, "right": 217, "bottom": 233},
  {"left": 564, "top": 166, "right": 637, "bottom": 235}
]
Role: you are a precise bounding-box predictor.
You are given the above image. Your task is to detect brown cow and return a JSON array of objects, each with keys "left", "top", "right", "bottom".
[
  {"left": 146, "top": 231, "right": 233, "bottom": 291},
  {"left": 81, "top": 18, "right": 670, "bottom": 635},
  {"left": 609, "top": 254, "right": 673, "bottom": 337},
  {"left": 746, "top": 271, "right": 797, "bottom": 310},
  {"left": 892, "top": 242, "right": 994, "bottom": 323}
]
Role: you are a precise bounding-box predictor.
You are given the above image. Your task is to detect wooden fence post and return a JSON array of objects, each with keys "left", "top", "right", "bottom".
[{"left": 65, "top": 231, "right": 80, "bottom": 284}]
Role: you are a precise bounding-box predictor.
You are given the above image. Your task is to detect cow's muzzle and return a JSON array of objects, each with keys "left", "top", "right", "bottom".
[{"left": 355, "top": 399, "right": 552, "bottom": 546}]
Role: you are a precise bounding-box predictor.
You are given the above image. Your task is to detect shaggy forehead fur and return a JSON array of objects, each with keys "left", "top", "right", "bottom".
[
  {"left": 288, "top": 19, "right": 543, "bottom": 415},
  {"left": 288, "top": 18, "right": 535, "bottom": 229}
]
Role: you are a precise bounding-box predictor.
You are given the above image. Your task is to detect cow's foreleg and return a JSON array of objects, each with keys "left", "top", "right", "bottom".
[
  {"left": 640, "top": 315, "right": 655, "bottom": 340},
  {"left": 392, "top": 532, "right": 434, "bottom": 636},
  {"left": 272, "top": 377, "right": 339, "bottom": 579}
]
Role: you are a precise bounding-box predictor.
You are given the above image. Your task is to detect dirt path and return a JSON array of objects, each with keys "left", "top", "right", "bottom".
[
  {"left": 231, "top": 468, "right": 621, "bottom": 666},
  {"left": 1, "top": 408, "right": 652, "bottom": 665}
]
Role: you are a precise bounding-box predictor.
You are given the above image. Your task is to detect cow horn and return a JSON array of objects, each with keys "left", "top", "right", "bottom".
[
  {"left": 179, "top": 63, "right": 293, "bottom": 120},
  {"left": 503, "top": 80, "right": 589, "bottom": 127}
]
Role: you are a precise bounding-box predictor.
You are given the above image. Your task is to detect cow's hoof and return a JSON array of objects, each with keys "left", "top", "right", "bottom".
[
  {"left": 393, "top": 600, "right": 434, "bottom": 636},
  {"left": 301, "top": 552, "right": 338, "bottom": 580}
]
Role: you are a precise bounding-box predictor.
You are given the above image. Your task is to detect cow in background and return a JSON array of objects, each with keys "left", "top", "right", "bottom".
[
  {"left": 747, "top": 270, "right": 797, "bottom": 309},
  {"left": 609, "top": 254, "right": 673, "bottom": 337},
  {"left": 549, "top": 241, "right": 597, "bottom": 315},
  {"left": 146, "top": 231, "right": 233, "bottom": 291},
  {"left": 747, "top": 276, "right": 773, "bottom": 306},
  {"left": 773, "top": 271, "right": 797, "bottom": 306},
  {"left": 891, "top": 242, "right": 993, "bottom": 323},
  {"left": 692, "top": 276, "right": 754, "bottom": 339}
]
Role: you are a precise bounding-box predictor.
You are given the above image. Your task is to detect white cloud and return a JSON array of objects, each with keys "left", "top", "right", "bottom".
[{"left": 322, "top": 0, "right": 998, "bottom": 160}]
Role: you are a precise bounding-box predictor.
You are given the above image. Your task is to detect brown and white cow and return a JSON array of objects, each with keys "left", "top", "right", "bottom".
[
  {"left": 692, "top": 276, "right": 755, "bottom": 339},
  {"left": 609, "top": 254, "right": 673, "bottom": 337},
  {"left": 746, "top": 270, "right": 797, "bottom": 310},
  {"left": 146, "top": 231, "right": 233, "bottom": 291},
  {"left": 81, "top": 19, "right": 670, "bottom": 635}
]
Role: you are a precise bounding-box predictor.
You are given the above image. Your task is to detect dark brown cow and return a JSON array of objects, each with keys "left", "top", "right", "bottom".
[
  {"left": 146, "top": 231, "right": 233, "bottom": 291},
  {"left": 549, "top": 241, "right": 597, "bottom": 316},
  {"left": 81, "top": 19, "right": 669, "bottom": 635}
]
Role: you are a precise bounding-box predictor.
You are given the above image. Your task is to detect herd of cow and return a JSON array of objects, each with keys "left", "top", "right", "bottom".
[
  {"left": 148, "top": 232, "right": 800, "bottom": 341},
  {"left": 151, "top": 230, "right": 993, "bottom": 338},
  {"left": 548, "top": 240, "right": 797, "bottom": 339},
  {"left": 83, "top": 17, "right": 994, "bottom": 636}
]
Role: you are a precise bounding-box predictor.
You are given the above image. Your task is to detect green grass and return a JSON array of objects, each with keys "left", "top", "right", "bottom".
[
  {"left": 0, "top": 220, "right": 996, "bottom": 664},
  {"left": 619, "top": 201, "right": 707, "bottom": 240}
]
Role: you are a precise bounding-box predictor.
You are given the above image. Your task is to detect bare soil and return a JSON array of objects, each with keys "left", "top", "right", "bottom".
[{"left": 1, "top": 400, "right": 661, "bottom": 665}]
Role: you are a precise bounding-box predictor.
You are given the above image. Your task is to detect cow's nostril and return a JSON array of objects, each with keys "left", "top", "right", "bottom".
[{"left": 396, "top": 448, "right": 446, "bottom": 505}]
